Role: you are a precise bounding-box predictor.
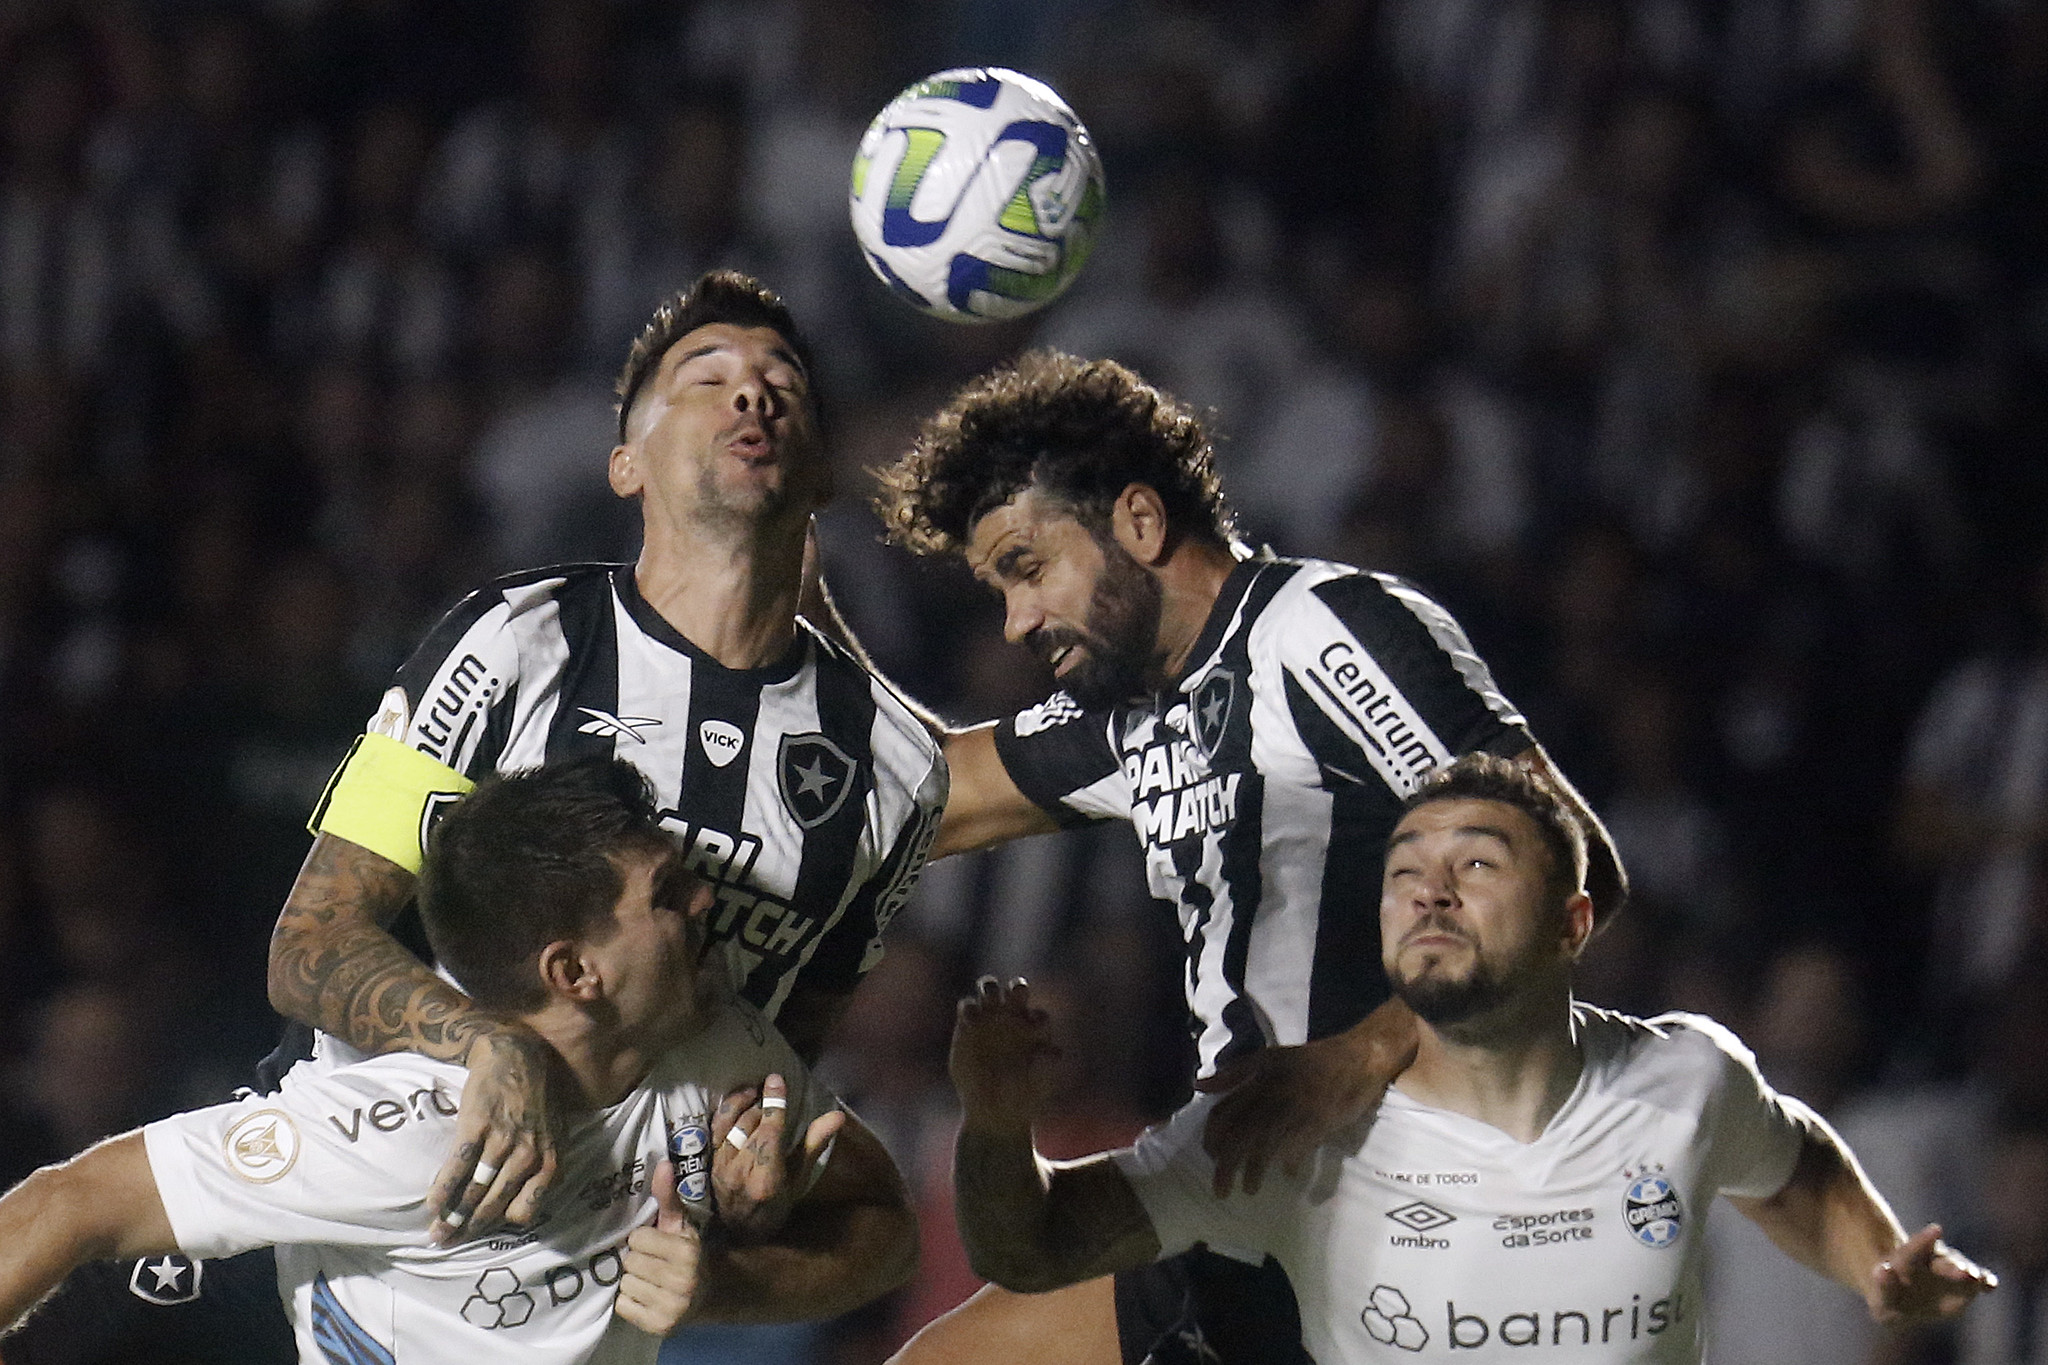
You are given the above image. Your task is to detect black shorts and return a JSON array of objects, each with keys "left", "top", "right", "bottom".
[
  {"left": 1113, "top": 1247, "right": 1311, "bottom": 1365},
  {"left": 2, "top": 1026, "right": 314, "bottom": 1365}
]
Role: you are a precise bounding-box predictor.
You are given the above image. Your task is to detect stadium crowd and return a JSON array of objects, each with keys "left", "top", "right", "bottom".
[{"left": 0, "top": 0, "right": 2042, "bottom": 1361}]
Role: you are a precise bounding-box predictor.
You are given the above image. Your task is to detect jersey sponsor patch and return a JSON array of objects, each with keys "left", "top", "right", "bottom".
[
  {"left": 222, "top": 1109, "right": 300, "bottom": 1184},
  {"left": 129, "top": 1253, "right": 202, "bottom": 1306},
  {"left": 1362, "top": 1284, "right": 1429, "bottom": 1351},
  {"left": 460, "top": 1268, "right": 536, "bottom": 1330},
  {"left": 698, "top": 718, "right": 745, "bottom": 767},
  {"left": 778, "top": 733, "right": 857, "bottom": 829}
]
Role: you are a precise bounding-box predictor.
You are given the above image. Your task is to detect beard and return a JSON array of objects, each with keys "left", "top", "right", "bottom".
[
  {"left": 1388, "top": 917, "right": 1516, "bottom": 1028},
  {"left": 1032, "top": 532, "right": 1165, "bottom": 708}
]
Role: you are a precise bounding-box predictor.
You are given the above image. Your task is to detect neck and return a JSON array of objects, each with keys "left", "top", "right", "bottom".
[
  {"left": 1392, "top": 981, "right": 1582, "bottom": 1144},
  {"left": 1155, "top": 539, "right": 1241, "bottom": 677},
  {"left": 523, "top": 972, "right": 721, "bottom": 1110},
  {"left": 633, "top": 509, "right": 807, "bottom": 670}
]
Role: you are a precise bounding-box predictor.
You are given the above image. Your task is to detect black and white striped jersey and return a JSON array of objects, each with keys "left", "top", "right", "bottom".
[
  {"left": 993, "top": 556, "right": 1532, "bottom": 1078},
  {"left": 374, "top": 563, "right": 948, "bottom": 1021}
]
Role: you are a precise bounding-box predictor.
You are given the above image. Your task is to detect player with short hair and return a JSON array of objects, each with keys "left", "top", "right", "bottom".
[
  {"left": 870, "top": 350, "right": 1624, "bottom": 1365},
  {"left": 0, "top": 270, "right": 944, "bottom": 1365},
  {"left": 946, "top": 754, "right": 1995, "bottom": 1363},
  {"left": 0, "top": 757, "right": 917, "bottom": 1362}
]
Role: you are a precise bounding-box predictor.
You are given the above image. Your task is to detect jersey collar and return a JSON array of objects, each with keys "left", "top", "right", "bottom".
[
  {"left": 1170, "top": 555, "right": 1266, "bottom": 690},
  {"left": 611, "top": 565, "right": 808, "bottom": 685}
]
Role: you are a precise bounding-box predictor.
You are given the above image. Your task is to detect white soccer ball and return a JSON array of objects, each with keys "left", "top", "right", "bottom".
[{"left": 849, "top": 67, "right": 1105, "bottom": 324}]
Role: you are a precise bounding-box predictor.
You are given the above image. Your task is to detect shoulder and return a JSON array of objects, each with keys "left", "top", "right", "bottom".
[
  {"left": 801, "top": 623, "right": 947, "bottom": 789},
  {"left": 1579, "top": 1005, "right": 1764, "bottom": 1104}
]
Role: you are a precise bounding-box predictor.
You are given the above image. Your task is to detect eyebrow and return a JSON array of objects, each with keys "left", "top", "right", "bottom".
[
  {"left": 670, "top": 341, "right": 808, "bottom": 380},
  {"left": 1386, "top": 823, "right": 1517, "bottom": 853}
]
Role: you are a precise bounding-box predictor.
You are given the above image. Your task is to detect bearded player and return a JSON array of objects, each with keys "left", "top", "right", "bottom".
[
  {"left": 944, "top": 755, "right": 1994, "bottom": 1362},
  {"left": 867, "top": 351, "right": 1627, "bottom": 1365}
]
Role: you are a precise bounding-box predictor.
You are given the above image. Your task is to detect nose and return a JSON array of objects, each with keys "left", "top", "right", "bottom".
[
  {"left": 1002, "top": 588, "right": 1043, "bottom": 645},
  {"left": 731, "top": 372, "right": 781, "bottom": 420},
  {"left": 1414, "top": 867, "right": 1458, "bottom": 911}
]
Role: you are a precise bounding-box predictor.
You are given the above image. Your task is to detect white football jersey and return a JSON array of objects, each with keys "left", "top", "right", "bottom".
[
  {"left": 143, "top": 988, "right": 832, "bottom": 1365},
  {"left": 1113, "top": 1007, "right": 1808, "bottom": 1363}
]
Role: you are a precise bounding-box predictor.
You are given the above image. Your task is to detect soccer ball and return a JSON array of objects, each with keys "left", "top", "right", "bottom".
[{"left": 849, "top": 67, "right": 1105, "bottom": 324}]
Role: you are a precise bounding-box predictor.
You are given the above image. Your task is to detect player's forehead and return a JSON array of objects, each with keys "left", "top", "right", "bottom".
[
  {"left": 965, "top": 485, "right": 1083, "bottom": 580},
  {"left": 1387, "top": 797, "right": 1538, "bottom": 856},
  {"left": 606, "top": 841, "right": 683, "bottom": 917},
  {"left": 657, "top": 322, "right": 807, "bottom": 383}
]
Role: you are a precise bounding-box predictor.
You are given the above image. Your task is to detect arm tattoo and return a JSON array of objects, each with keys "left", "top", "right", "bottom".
[{"left": 268, "top": 834, "right": 496, "bottom": 1062}]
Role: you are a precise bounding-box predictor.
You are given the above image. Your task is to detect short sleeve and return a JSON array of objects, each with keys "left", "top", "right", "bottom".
[
  {"left": 1279, "top": 573, "right": 1532, "bottom": 795},
  {"left": 1674, "top": 1015, "right": 1809, "bottom": 1201},
  {"left": 384, "top": 587, "right": 524, "bottom": 780},
  {"left": 142, "top": 1066, "right": 452, "bottom": 1260},
  {"left": 1109, "top": 1095, "right": 1277, "bottom": 1262},
  {"left": 992, "top": 694, "right": 1129, "bottom": 826}
]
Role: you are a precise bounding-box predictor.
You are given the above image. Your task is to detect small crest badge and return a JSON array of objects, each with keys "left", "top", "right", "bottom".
[
  {"left": 130, "top": 1254, "right": 203, "bottom": 1306},
  {"left": 1189, "top": 669, "right": 1237, "bottom": 759},
  {"left": 777, "top": 733, "right": 859, "bottom": 829},
  {"left": 419, "top": 790, "right": 465, "bottom": 854}
]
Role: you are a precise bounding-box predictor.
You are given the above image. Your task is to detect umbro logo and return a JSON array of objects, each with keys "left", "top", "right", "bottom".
[
  {"left": 1386, "top": 1200, "right": 1457, "bottom": 1233},
  {"left": 577, "top": 708, "right": 661, "bottom": 744}
]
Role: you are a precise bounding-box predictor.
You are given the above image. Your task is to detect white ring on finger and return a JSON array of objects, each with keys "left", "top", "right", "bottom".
[
  {"left": 725, "top": 1125, "right": 750, "bottom": 1153},
  {"left": 759, "top": 1096, "right": 788, "bottom": 1112},
  {"left": 443, "top": 1208, "right": 468, "bottom": 1229},
  {"left": 471, "top": 1160, "right": 501, "bottom": 1185}
]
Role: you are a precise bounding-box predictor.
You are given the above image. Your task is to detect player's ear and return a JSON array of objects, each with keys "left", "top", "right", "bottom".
[
  {"left": 608, "top": 443, "right": 642, "bottom": 499},
  {"left": 539, "top": 939, "right": 602, "bottom": 1001},
  {"left": 1561, "top": 891, "right": 1595, "bottom": 959},
  {"left": 1111, "top": 483, "right": 1170, "bottom": 565}
]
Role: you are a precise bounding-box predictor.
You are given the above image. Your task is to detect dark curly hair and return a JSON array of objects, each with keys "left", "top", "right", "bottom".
[
  {"left": 874, "top": 351, "right": 1237, "bottom": 555},
  {"left": 1400, "top": 754, "right": 1597, "bottom": 927},
  {"left": 614, "top": 269, "right": 814, "bottom": 443}
]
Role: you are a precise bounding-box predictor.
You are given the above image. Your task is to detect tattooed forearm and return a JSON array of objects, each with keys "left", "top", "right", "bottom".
[
  {"left": 268, "top": 833, "right": 498, "bottom": 1062},
  {"left": 952, "top": 1128, "right": 1159, "bottom": 1292}
]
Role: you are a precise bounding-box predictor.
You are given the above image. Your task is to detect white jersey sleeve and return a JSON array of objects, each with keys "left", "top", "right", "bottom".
[
  {"left": 142, "top": 1058, "right": 456, "bottom": 1259},
  {"left": 1651, "top": 1012, "right": 1808, "bottom": 1201},
  {"left": 1109, "top": 1094, "right": 1284, "bottom": 1264}
]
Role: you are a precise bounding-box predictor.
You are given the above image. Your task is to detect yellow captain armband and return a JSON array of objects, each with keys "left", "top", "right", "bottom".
[{"left": 307, "top": 732, "right": 475, "bottom": 875}]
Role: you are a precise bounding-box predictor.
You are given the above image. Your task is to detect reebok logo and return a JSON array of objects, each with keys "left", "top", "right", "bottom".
[{"left": 576, "top": 708, "right": 660, "bottom": 744}]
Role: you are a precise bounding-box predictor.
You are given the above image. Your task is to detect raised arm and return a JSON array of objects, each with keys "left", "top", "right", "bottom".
[
  {"left": 267, "top": 831, "right": 560, "bottom": 1242},
  {"left": 0, "top": 1134, "right": 175, "bottom": 1335},
  {"left": 949, "top": 978, "right": 1161, "bottom": 1292},
  {"left": 1727, "top": 1109, "right": 1995, "bottom": 1323}
]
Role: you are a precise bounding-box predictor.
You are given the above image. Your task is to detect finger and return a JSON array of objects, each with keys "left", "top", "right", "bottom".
[
  {"left": 428, "top": 1136, "right": 489, "bottom": 1225},
  {"left": 504, "top": 1147, "right": 559, "bottom": 1227},
  {"left": 650, "top": 1158, "right": 687, "bottom": 1233},
  {"left": 710, "top": 1086, "right": 759, "bottom": 1146},
  {"left": 750, "top": 1074, "right": 791, "bottom": 1153},
  {"left": 430, "top": 1134, "right": 514, "bottom": 1245},
  {"left": 467, "top": 1140, "right": 544, "bottom": 1235},
  {"left": 802, "top": 1108, "right": 847, "bottom": 1164},
  {"left": 614, "top": 1278, "right": 692, "bottom": 1336}
]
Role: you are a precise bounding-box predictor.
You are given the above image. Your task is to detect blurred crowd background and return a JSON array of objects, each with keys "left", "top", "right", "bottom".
[{"left": 0, "top": 0, "right": 2043, "bottom": 1361}]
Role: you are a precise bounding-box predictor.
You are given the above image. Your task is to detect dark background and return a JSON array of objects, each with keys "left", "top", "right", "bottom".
[{"left": 0, "top": 1, "right": 2042, "bottom": 1361}]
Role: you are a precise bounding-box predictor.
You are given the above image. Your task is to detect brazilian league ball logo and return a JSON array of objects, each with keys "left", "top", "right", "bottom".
[
  {"left": 1624, "top": 1174, "right": 1684, "bottom": 1248},
  {"left": 669, "top": 1119, "right": 712, "bottom": 1204}
]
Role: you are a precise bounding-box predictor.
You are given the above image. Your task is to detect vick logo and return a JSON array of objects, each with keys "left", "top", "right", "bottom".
[{"left": 699, "top": 719, "right": 745, "bottom": 767}]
